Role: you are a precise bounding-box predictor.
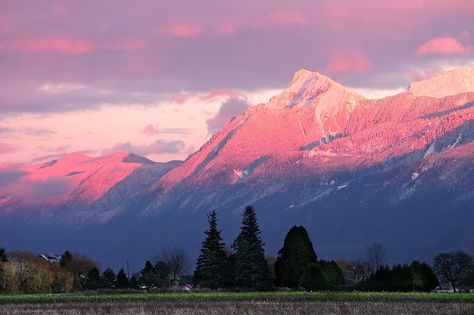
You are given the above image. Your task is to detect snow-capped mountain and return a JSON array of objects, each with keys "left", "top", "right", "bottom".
[{"left": 1, "top": 68, "right": 473, "bottom": 270}]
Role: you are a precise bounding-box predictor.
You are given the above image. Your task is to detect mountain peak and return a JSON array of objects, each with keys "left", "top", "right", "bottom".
[
  {"left": 291, "top": 68, "right": 319, "bottom": 82},
  {"left": 266, "top": 69, "right": 364, "bottom": 109},
  {"left": 408, "top": 67, "right": 474, "bottom": 98}
]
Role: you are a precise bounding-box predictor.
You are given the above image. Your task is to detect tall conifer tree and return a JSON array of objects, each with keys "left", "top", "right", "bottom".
[
  {"left": 194, "top": 210, "right": 229, "bottom": 288},
  {"left": 232, "top": 205, "right": 272, "bottom": 290}
]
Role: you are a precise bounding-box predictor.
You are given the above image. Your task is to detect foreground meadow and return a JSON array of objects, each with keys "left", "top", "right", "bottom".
[{"left": 1, "top": 292, "right": 473, "bottom": 315}]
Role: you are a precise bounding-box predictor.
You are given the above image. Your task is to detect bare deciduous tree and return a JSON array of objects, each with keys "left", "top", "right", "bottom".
[
  {"left": 157, "top": 247, "right": 191, "bottom": 283},
  {"left": 366, "top": 242, "right": 388, "bottom": 274},
  {"left": 433, "top": 251, "right": 474, "bottom": 292},
  {"left": 336, "top": 259, "right": 371, "bottom": 284}
]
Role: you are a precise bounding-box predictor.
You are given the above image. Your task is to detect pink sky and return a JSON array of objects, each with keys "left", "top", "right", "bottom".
[{"left": 0, "top": 0, "right": 473, "bottom": 164}]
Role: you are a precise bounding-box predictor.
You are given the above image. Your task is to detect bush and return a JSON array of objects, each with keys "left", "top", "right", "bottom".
[{"left": 299, "top": 263, "right": 331, "bottom": 291}]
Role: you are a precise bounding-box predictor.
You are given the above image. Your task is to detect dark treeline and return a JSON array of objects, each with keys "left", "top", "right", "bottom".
[{"left": 1, "top": 205, "right": 474, "bottom": 293}]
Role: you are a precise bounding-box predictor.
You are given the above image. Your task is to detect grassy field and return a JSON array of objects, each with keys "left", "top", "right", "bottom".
[{"left": 0, "top": 291, "right": 473, "bottom": 314}]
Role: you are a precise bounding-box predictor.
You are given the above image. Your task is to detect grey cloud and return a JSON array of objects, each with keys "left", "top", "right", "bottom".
[
  {"left": 207, "top": 97, "right": 249, "bottom": 134},
  {"left": 105, "top": 139, "right": 186, "bottom": 156}
]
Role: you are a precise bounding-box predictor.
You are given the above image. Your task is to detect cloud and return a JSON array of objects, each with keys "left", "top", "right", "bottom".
[
  {"left": 50, "top": 4, "right": 68, "bottom": 17},
  {"left": 158, "top": 24, "right": 205, "bottom": 38},
  {"left": 0, "top": 143, "right": 16, "bottom": 154},
  {"left": 0, "top": 37, "right": 95, "bottom": 55},
  {"left": 207, "top": 97, "right": 250, "bottom": 133},
  {"left": 141, "top": 124, "right": 160, "bottom": 136},
  {"left": 102, "top": 39, "right": 147, "bottom": 51},
  {"left": 38, "top": 83, "right": 86, "bottom": 94},
  {"left": 326, "top": 50, "right": 373, "bottom": 74},
  {"left": 267, "top": 11, "right": 308, "bottom": 27},
  {"left": 106, "top": 139, "right": 186, "bottom": 156},
  {"left": 0, "top": 126, "right": 56, "bottom": 137},
  {"left": 0, "top": 126, "right": 13, "bottom": 134},
  {"left": 416, "top": 37, "right": 470, "bottom": 56},
  {"left": 141, "top": 124, "right": 191, "bottom": 136}
]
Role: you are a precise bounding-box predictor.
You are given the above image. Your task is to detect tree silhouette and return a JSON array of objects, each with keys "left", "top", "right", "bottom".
[
  {"left": 232, "top": 205, "right": 272, "bottom": 290},
  {"left": 433, "top": 251, "right": 473, "bottom": 292},
  {"left": 116, "top": 268, "right": 129, "bottom": 288},
  {"left": 274, "top": 225, "right": 317, "bottom": 288},
  {"left": 194, "top": 210, "right": 229, "bottom": 288}
]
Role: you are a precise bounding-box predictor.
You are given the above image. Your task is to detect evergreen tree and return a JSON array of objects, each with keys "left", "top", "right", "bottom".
[
  {"left": 139, "top": 260, "right": 156, "bottom": 288},
  {"left": 102, "top": 268, "right": 116, "bottom": 289},
  {"left": 85, "top": 268, "right": 103, "bottom": 290},
  {"left": 194, "top": 210, "right": 229, "bottom": 289},
  {"left": 232, "top": 205, "right": 272, "bottom": 290},
  {"left": 116, "top": 268, "right": 129, "bottom": 288},
  {"left": 274, "top": 225, "right": 317, "bottom": 287}
]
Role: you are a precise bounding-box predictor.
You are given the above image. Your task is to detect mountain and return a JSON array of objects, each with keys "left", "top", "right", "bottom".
[
  {"left": 1, "top": 68, "right": 474, "bottom": 271},
  {"left": 408, "top": 67, "right": 474, "bottom": 97}
]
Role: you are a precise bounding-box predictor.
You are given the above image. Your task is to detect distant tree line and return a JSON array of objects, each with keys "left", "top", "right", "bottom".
[{"left": 1, "top": 205, "right": 474, "bottom": 293}]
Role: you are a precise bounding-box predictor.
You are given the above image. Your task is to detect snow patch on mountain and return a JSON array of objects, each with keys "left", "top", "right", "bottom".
[{"left": 409, "top": 67, "right": 474, "bottom": 98}]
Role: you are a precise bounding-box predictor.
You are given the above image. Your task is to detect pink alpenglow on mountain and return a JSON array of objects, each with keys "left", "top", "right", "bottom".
[
  {"left": 1, "top": 67, "right": 474, "bottom": 270},
  {"left": 154, "top": 68, "right": 474, "bottom": 191},
  {"left": 408, "top": 67, "right": 474, "bottom": 98},
  {"left": 0, "top": 152, "right": 145, "bottom": 207}
]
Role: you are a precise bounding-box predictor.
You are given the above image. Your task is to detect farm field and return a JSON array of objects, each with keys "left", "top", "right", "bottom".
[{"left": 1, "top": 292, "right": 473, "bottom": 315}]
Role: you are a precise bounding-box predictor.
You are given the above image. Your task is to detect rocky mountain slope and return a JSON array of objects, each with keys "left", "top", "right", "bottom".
[{"left": 1, "top": 68, "right": 473, "bottom": 270}]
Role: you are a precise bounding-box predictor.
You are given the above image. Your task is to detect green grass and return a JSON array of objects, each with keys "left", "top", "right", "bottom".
[{"left": 1, "top": 291, "right": 473, "bottom": 304}]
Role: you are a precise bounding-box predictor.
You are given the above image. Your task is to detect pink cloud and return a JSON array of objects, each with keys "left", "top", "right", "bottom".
[
  {"left": 50, "top": 4, "right": 67, "bottom": 17},
  {"left": 141, "top": 124, "right": 160, "bottom": 136},
  {"left": 198, "top": 88, "right": 247, "bottom": 102},
  {"left": 170, "top": 93, "right": 191, "bottom": 105},
  {"left": 416, "top": 37, "right": 469, "bottom": 56},
  {"left": 0, "top": 37, "right": 95, "bottom": 55},
  {"left": 326, "top": 50, "right": 373, "bottom": 74},
  {"left": 0, "top": 143, "right": 15, "bottom": 154},
  {"left": 103, "top": 39, "right": 146, "bottom": 51},
  {"left": 141, "top": 124, "right": 192, "bottom": 136},
  {"left": 159, "top": 24, "right": 204, "bottom": 38},
  {"left": 158, "top": 20, "right": 237, "bottom": 38},
  {"left": 268, "top": 11, "right": 308, "bottom": 27},
  {"left": 105, "top": 140, "right": 185, "bottom": 156}
]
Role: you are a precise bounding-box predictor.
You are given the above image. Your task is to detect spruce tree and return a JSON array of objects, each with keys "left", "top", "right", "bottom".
[
  {"left": 102, "top": 268, "right": 116, "bottom": 289},
  {"left": 139, "top": 260, "right": 156, "bottom": 288},
  {"left": 274, "top": 225, "right": 317, "bottom": 288},
  {"left": 116, "top": 268, "right": 129, "bottom": 288},
  {"left": 194, "top": 210, "right": 229, "bottom": 289},
  {"left": 232, "top": 205, "right": 272, "bottom": 290}
]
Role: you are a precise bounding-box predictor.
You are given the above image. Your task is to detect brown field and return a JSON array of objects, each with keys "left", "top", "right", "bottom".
[{"left": 1, "top": 300, "right": 473, "bottom": 315}]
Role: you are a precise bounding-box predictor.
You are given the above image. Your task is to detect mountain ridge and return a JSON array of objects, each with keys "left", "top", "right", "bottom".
[{"left": 1, "top": 67, "right": 473, "bottom": 270}]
